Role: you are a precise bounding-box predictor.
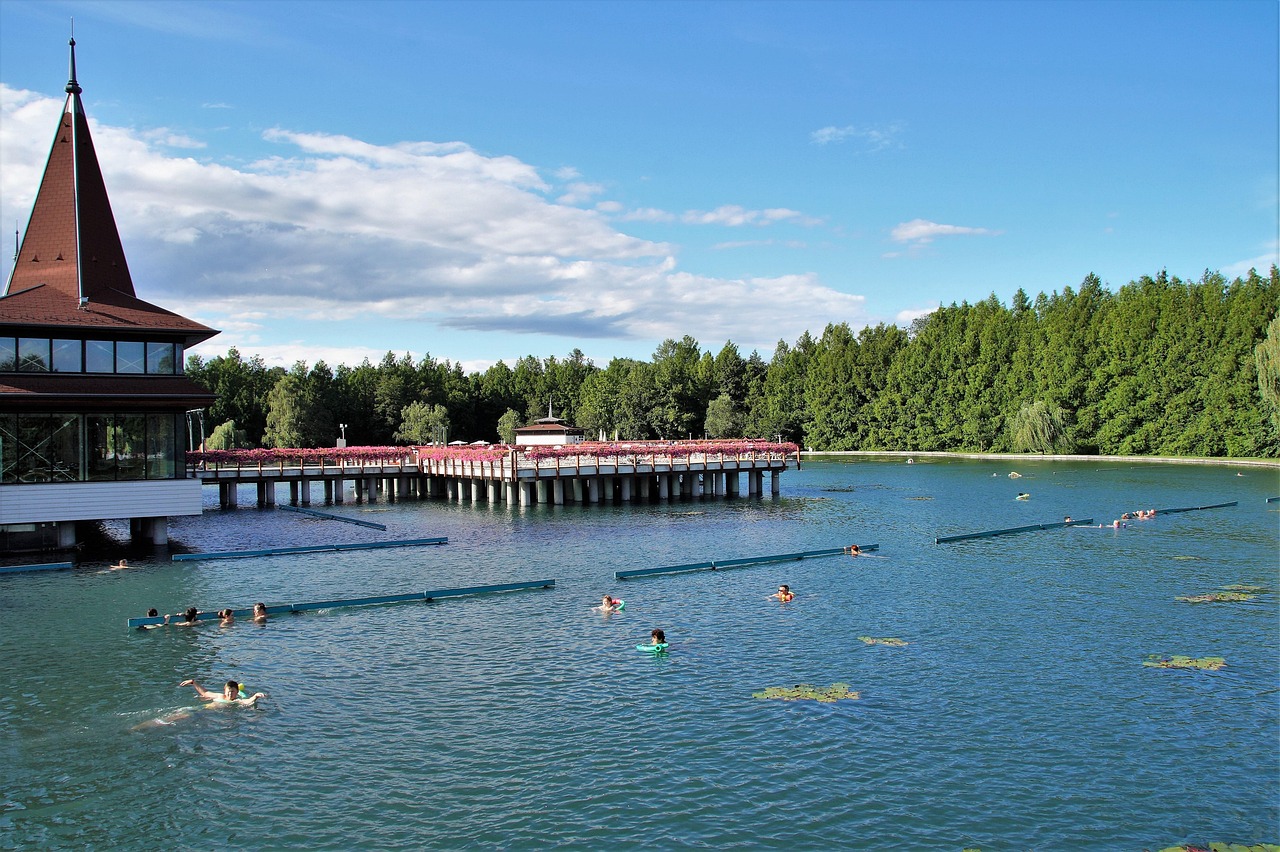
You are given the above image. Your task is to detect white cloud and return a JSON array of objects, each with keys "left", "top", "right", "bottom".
[
  {"left": 557, "top": 181, "right": 606, "bottom": 205},
  {"left": 896, "top": 304, "right": 939, "bottom": 327},
  {"left": 1, "top": 83, "right": 871, "bottom": 359},
  {"left": 682, "top": 205, "right": 821, "bottom": 227},
  {"left": 810, "top": 123, "right": 901, "bottom": 151},
  {"left": 890, "top": 218, "right": 999, "bottom": 246},
  {"left": 1220, "top": 244, "right": 1279, "bottom": 279}
]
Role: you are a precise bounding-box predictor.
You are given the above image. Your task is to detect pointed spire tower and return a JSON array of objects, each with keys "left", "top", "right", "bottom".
[{"left": 2, "top": 38, "right": 215, "bottom": 343}]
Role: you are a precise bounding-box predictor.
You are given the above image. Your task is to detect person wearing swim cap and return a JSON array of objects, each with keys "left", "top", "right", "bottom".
[
  {"left": 770, "top": 584, "right": 795, "bottom": 602},
  {"left": 179, "top": 678, "right": 264, "bottom": 706}
]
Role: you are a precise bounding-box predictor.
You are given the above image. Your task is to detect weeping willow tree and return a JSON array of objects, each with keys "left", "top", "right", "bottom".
[
  {"left": 1008, "top": 400, "right": 1074, "bottom": 453},
  {"left": 1255, "top": 315, "right": 1280, "bottom": 435}
]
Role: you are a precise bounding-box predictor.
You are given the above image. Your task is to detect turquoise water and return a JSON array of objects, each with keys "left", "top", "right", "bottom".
[{"left": 2, "top": 458, "right": 1277, "bottom": 850}]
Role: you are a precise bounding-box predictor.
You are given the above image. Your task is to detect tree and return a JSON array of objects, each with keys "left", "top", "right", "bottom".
[
  {"left": 1008, "top": 400, "right": 1073, "bottom": 454},
  {"left": 496, "top": 408, "right": 521, "bottom": 444},
  {"left": 704, "top": 393, "right": 744, "bottom": 438},
  {"left": 205, "top": 419, "right": 249, "bottom": 450},
  {"left": 263, "top": 363, "right": 333, "bottom": 448},
  {"left": 395, "top": 402, "right": 451, "bottom": 445}
]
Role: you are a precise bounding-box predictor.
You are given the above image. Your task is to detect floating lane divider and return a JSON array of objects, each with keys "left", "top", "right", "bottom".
[
  {"left": 279, "top": 504, "right": 387, "bottom": 531},
  {"left": 0, "top": 561, "right": 74, "bottom": 575},
  {"left": 1268, "top": 496, "right": 1279, "bottom": 504},
  {"left": 935, "top": 519, "right": 1094, "bottom": 545},
  {"left": 614, "top": 546, "right": 877, "bottom": 581},
  {"left": 1151, "top": 501, "right": 1238, "bottom": 515},
  {"left": 171, "top": 537, "right": 447, "bottom": 562},
  {"left": 126, "top": 579, "right": 555, "bottom": 628}
]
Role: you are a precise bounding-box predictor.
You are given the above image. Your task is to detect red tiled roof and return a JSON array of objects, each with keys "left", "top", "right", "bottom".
[
  {"left": 1, "top": 45, "right": 217, "bottom": 347},
  {"left": 514, "top": 423, "right": 585, "bottom": 433}
]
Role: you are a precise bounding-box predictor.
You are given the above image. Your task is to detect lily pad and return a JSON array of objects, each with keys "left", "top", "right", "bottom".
[
  {"left": 752, "top": 682, "right": 861, "bottom": 702},
  {"left": 857, "top": 636, "right": 909, "bottom": 647},
  {"left": 1176, "top": 592, "right": 1257, "bottom": 603},
  {"left": 1143, "top": 655, "right": 1226, "bottom": 671}
]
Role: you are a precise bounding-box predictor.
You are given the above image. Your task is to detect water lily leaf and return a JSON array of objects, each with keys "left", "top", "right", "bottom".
[
  {"left": 857, "top": 636, "right": 909, "bottom": 646},
  {"left": 1142, "top": 655, "right": 1226, "bottom": 671},
  {"left": 1219, "top": 584, "right": 1268, "bottom": 593},
  {"left": 752, "top": 683, "right": 861, "bottom": 701}
]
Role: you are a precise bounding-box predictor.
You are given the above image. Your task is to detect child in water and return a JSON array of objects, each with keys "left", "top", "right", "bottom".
[
  {"left": 650, "top": 628, "right": 666, "bottom": 646},
  {"left": 599, "top": 595, "right": 624, "bottom": 612},
  {"left": 252, "top": 602, "right": 269, "bottom": 623}
]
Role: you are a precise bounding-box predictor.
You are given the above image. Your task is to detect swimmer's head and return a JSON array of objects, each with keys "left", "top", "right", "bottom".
[
  {"left": 184, "top": 607, "right": 199, "bottom": 622},
  {"left": 147, "top": 608, "right": 158, "bottom": 617},
  {"left": 223, "top": 680, "right": 240, "bottom": 699},
  {"left": 651, "top": 628, "right": 666, "bottom": 643}
]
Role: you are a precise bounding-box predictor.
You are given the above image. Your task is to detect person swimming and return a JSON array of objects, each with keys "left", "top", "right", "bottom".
[
  {"left": 844, "top": 544, "right": 861, "bottom": 555},
  {"left": 218, "top": 608, "right": 235, "bottom": 626},
  {"left": 649, "top": 628, "right": 666, "bottom": 646},
  {"left": 165, "top": 606, "right": 201, "bottom": 626},
  {"left": 109, "top": 559, "right": 129, "bottom": 570},
  {"left": 179, "top": 678, "right": 265, "bottom": 706},
  {"left": 770, "top": 584, "right": 795, "bottom": 602},
  {"left": 599, "top": 595, "right": 624, "bottom": 612},
  {"left": 252, "top": 602, "right": 268, "bottom": 624}
]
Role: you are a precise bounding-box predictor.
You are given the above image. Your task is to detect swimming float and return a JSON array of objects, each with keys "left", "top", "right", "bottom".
[{"left": 636, "top": 643, "right": 668, "bottom": 653}]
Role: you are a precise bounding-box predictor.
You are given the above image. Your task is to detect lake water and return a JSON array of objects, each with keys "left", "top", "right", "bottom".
[{"left": 2, "top": 457, "right": 1277, "bottom": 850}]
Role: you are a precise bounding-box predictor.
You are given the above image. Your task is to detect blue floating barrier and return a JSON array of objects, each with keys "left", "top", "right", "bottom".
[
  {"left": 279, "top": 504, "right": 387, "bottom": 530},
  {"left": 1153, "top": 501, "right": 1237, "bottom": 515},
  {"left": 614, "top": 546, "right": 875, "bottom": 580},
  {"left": 171, "top": 537, "right": 447, "bottom": 562},
  {"left": 1268, "top": 496, "right": 1279, "bottom": 504},
  {"left": 0, "top": 561, "right": 74, "bottom": 575},
  {"left": 936, "top": 520, "right": 1093, "bottom": 544},
  {"left": 128, "top": 579, "right": 555, "bottom": 627}
]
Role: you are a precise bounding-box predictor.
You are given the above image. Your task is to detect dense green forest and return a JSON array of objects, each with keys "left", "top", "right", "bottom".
[{"left": 186, "top": 268, "right": 1280, "bottom": 458}]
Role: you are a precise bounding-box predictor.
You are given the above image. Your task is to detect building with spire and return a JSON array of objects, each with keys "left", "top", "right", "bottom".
[{"left": 0, "top": 39, "right": 219, "bottom": 552}]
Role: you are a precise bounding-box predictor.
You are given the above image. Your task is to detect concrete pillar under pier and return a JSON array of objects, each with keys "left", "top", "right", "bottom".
[
  {"left": 711, "top": 472, "right": 724, "bottom": 496},
  {"left": 289, "top": 482, "right": 299, "bottom": 505},
  {"left": 553, "top": 479, "right": 565, "bottom": 505},
  {"left": 219, "top": 482, "right": 238, "bottom": 509},
  {"left": 332, "top": 479, "right": 344, "bottom": 504},
  {"left": 133, "top": 517, "right": 168, "bottom": 545},
  {"left": 487, "top": 481, "right": 499, "bottom": 503},
  {"left": 300, "top": 479, "right": 311, "bottom": 505},
  {"left": 681, "top": 474, "right": 693, "bottom": 498},
  {"left": 572, "top": 479, "right": 584, "bottom": 503},
  {"left": 471, "top": 479, "right": 482, "bottom": 503},
  {"left": 604, "top": 477, "right": 615, "bottom": 502},
  {"left": 639, "top": 476, "right": 651, "bottom": 502},
  {"left": 587, "top": 477, "right": 601, "bottom": 503},
  {"left": 519, "top": 481, "right": 534, "bottom": 506},
  {"left": 366, "top": 477, "right": 379, "bottom": 503},
  {"left": 658, "top": 474, "right": 670, "bottom": 501},
  {"left": 505, "top": 481, "right": 518, "bottom": 504},
  {"left": 749, "top": 470, "right": 763, "bottom": 496},
  {"left": 620, "top": 477, "right": 632, "bottom": 502},
  {"left": 692, "top": 474, "right": 703, "bottom": 498},
  {"left": 771, "top": 470, "right": 782, "bottom": 496},
  {"left": 726, "top": 472, "right": 740, "bottom": 497},
  {"left": 257, "top": 481, "right": 275, "bottom": 508}
]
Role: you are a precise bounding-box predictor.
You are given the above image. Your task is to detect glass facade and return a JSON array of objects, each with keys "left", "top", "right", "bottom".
[
  {"left": 0, "top": 412, "right": 183, "bottom": 484},
  {"left": 0, "top": 337, "right": 184, "bottom": 375}
]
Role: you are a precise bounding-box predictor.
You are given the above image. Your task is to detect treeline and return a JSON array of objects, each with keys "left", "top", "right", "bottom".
[{"left": 186, "top": 268, "right": 1280, "bottom": 458}]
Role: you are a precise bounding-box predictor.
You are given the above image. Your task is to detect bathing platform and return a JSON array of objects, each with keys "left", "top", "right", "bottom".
[
  {"left": 194, "top": 441, "right": 799, "bottom": 510},
  {"left": 171, "top": 536, "right": 448, "bottom": 562},
  {"left": 614, "top": 545, "right": 877, "bottom": 580},
  {"left": 126, "top": 579, "right": 556, "bottom": 628},
  {"left": 935, "top": 519, "right": 1094, "bottom": 544}
]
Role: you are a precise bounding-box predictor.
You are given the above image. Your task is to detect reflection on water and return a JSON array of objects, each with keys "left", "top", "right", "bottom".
[{"left": 2, "top": 458, "right": 1277, "bottom": 849}]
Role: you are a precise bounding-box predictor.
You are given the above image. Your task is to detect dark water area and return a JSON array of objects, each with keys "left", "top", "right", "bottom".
[{"left": 2, "top": 457, "right": 1277, "bottom": 850}]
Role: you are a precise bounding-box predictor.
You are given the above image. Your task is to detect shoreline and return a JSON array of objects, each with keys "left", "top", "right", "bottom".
[{"left": 800, "top": 450, "right": 1280, "bottom": 469}]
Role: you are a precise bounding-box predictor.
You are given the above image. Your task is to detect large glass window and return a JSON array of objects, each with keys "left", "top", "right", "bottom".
[
  {"left": 146, "top": 414, "right": 177, "bottom": 478},
  {"left": 49, "top": 414, "right": 79, "bottom": 481},
  {"left": 18, "top": 338, "right": 50, "bottom": 372},
  {"left": 116, "top": 341, "right": 145, "bottom": 374},
  {"left": 15, "top": 415, "right": 51, "bottom": 481},
  {"left": 85, "top": 340, "right": 114, "bottom": 373},
  {"left": 147, "top": 342, "right": 176, "bottom": 375},
  {"left": 86, "top": 415, "right": 117, "bottom": 481},
  {"left": 116, "top": 415, "right": 147, "bottom": 479},
  {"left": 0, "top": 338, "right": 15, "bottom": 371},
  {"left": 52, "top": 339, "right": 83, "bottom": 373},
  {"left": 0, "top": 414, "right": 15, "bottom": 482}
]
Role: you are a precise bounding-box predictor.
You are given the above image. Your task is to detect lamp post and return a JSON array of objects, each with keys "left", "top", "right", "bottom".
[{"left": 338, "top": 423, "right": 348, "bottom": 448}]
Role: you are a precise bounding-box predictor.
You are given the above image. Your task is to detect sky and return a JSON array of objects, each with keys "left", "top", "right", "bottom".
[{"left": 1, "top": 0, "right": 1276, "bottom": 374}]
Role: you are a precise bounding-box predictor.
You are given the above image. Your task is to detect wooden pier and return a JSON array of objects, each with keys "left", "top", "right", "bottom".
[{"left": 193, "top": 441, "right": 799, "bottom": 510}]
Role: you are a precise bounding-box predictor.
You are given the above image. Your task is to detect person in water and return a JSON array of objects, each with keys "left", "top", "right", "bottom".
[
  {"left": 136, "top": 608, "right": 162, "bottom": 631},
  {"left": 649, "top": 628, "right": 666, "bottom": 646},
  {"left": 252, "top": 602, "right": 268, "bottom": 624},
  {"left": 218, "top": 608, "right": 235, "bottom": 626},
  {"left": 599, "top": 595, "right": 624, "bottom": 612},
  {"left": 166, "top": 606, "right": 201, "bottom": 626},
  {"left": 770, "top": 584, "right": 795, "bottom": 602},
  {"left": 844, "top": 544, "right": 861, "bottom": 556},
  {"left": 179, "top": 678, "right": 265, "bottom": 706},
  {"left": 109, "top": 559, "right": 129, "bottom": 570}
]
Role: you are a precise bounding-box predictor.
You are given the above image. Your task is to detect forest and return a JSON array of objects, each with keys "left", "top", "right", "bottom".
[{"left": 185, "top": 267, "right": 1280, "bottom": 458}]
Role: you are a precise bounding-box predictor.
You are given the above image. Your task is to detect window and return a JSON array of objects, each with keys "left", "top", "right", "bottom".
[
  {"left": 0, "top": 338, "right": 15, "bottom": 371},
  {"left": 116, "top": 341, "right": 145, "bottom": 374},
  {"left": 85, "top": 340, "right": 113, "bottom": 373},
  {"left": 147, "top": 342, "right": 176, "bottom": 374},
  {"left": 18, "top": 338, "right": 50, "bottom": 372},
  {"left": 115, "top": 415, "right": 147, "bottom": 479},
  {"left": 86, "top": 415, "right": 116, "bottom": 481},
  {"left": 52, "top": 339, "right": 82, "bottom": 373},
  {"left": 146, "top": 414, "right": 176, "bottom": 478}
]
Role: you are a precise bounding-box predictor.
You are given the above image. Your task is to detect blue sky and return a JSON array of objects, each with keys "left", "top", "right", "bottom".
[{"left": 2, "top": 0, "right": 1276, "bottom": 372}]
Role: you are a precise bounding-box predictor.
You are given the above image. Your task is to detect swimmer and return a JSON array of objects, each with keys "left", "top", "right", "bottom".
[
  {"left": 136, "top": 608, "right": 163, "bottom": 631},
  {"left": 166, "top": 606, "right": 201, "bottom": 626},
  {"left": 252, "top": 602, "right": 268, "bottom": 624},
  {"left": 1063, "top": 516, "right": 1073, "bottom": 523},
  {"left": 599, "top": 595, "right": 624, "bottom": 612},
  {"left": 770, "top": 584, "right": 795, "bottom": 602},
  {"left": 109, "top": 559, "right": 129, "bottom": 570},
  {"left": 1016, "top": 492, "right": 1030, "bottom": 500},
  {"left": 179, "top": 678, "right": 265, "bottom": 706},
  {"left": 844, "top": 544, "right": 861, "bottom": 556},
  {"left": 1008, "top": 471, "right": 1022, "bottom": 479},
  {"left": 649, "top": 628, "right": 666, "bottom": 646},
  {"left": 219, "top": 608, "right": 235, "bottom": 626}
]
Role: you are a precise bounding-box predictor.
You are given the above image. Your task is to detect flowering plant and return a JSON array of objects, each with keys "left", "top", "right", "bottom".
[{"left": 190, "top": 446, "right": 411, "bottom": 466}]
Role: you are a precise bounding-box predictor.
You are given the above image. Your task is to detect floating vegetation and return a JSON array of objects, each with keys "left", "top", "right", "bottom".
[
  {"left": 1221, "top": 584, "right": 1268, "bottom": 592},
  {"left": 752, "top": 683, "right": 861, "bottom": 702},
  {"left": 1176, "top": 592, "right": 1257, "bottom": 603},
  {"left": 1162, "top": 839, "right": 1280, "bottom": 844},
  {"left": 820, "top": 486, "right": 856, "bottom": 492},
  {"left": 858, "top": 636, "right": 908, "bottom": 647},
  {"left": 907, "top": 496, "right": 934, "bottom": 501},
  {"left": 1172, "top": 555, "right": 1202, "bottom": 561},
  {"left": 1143, "top": 655, "right": 1226, "bottom": 671}
]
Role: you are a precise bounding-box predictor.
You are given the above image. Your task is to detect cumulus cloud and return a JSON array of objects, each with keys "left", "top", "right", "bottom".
[
  {"left": 890, "top": 218, "right": 999, "bottom": 246},
  {"left": 1, "top": 83, "right": 869, "bottom": 357},
  {"left": 810, "top": 123, "right": 901, "bottom": 151}
]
